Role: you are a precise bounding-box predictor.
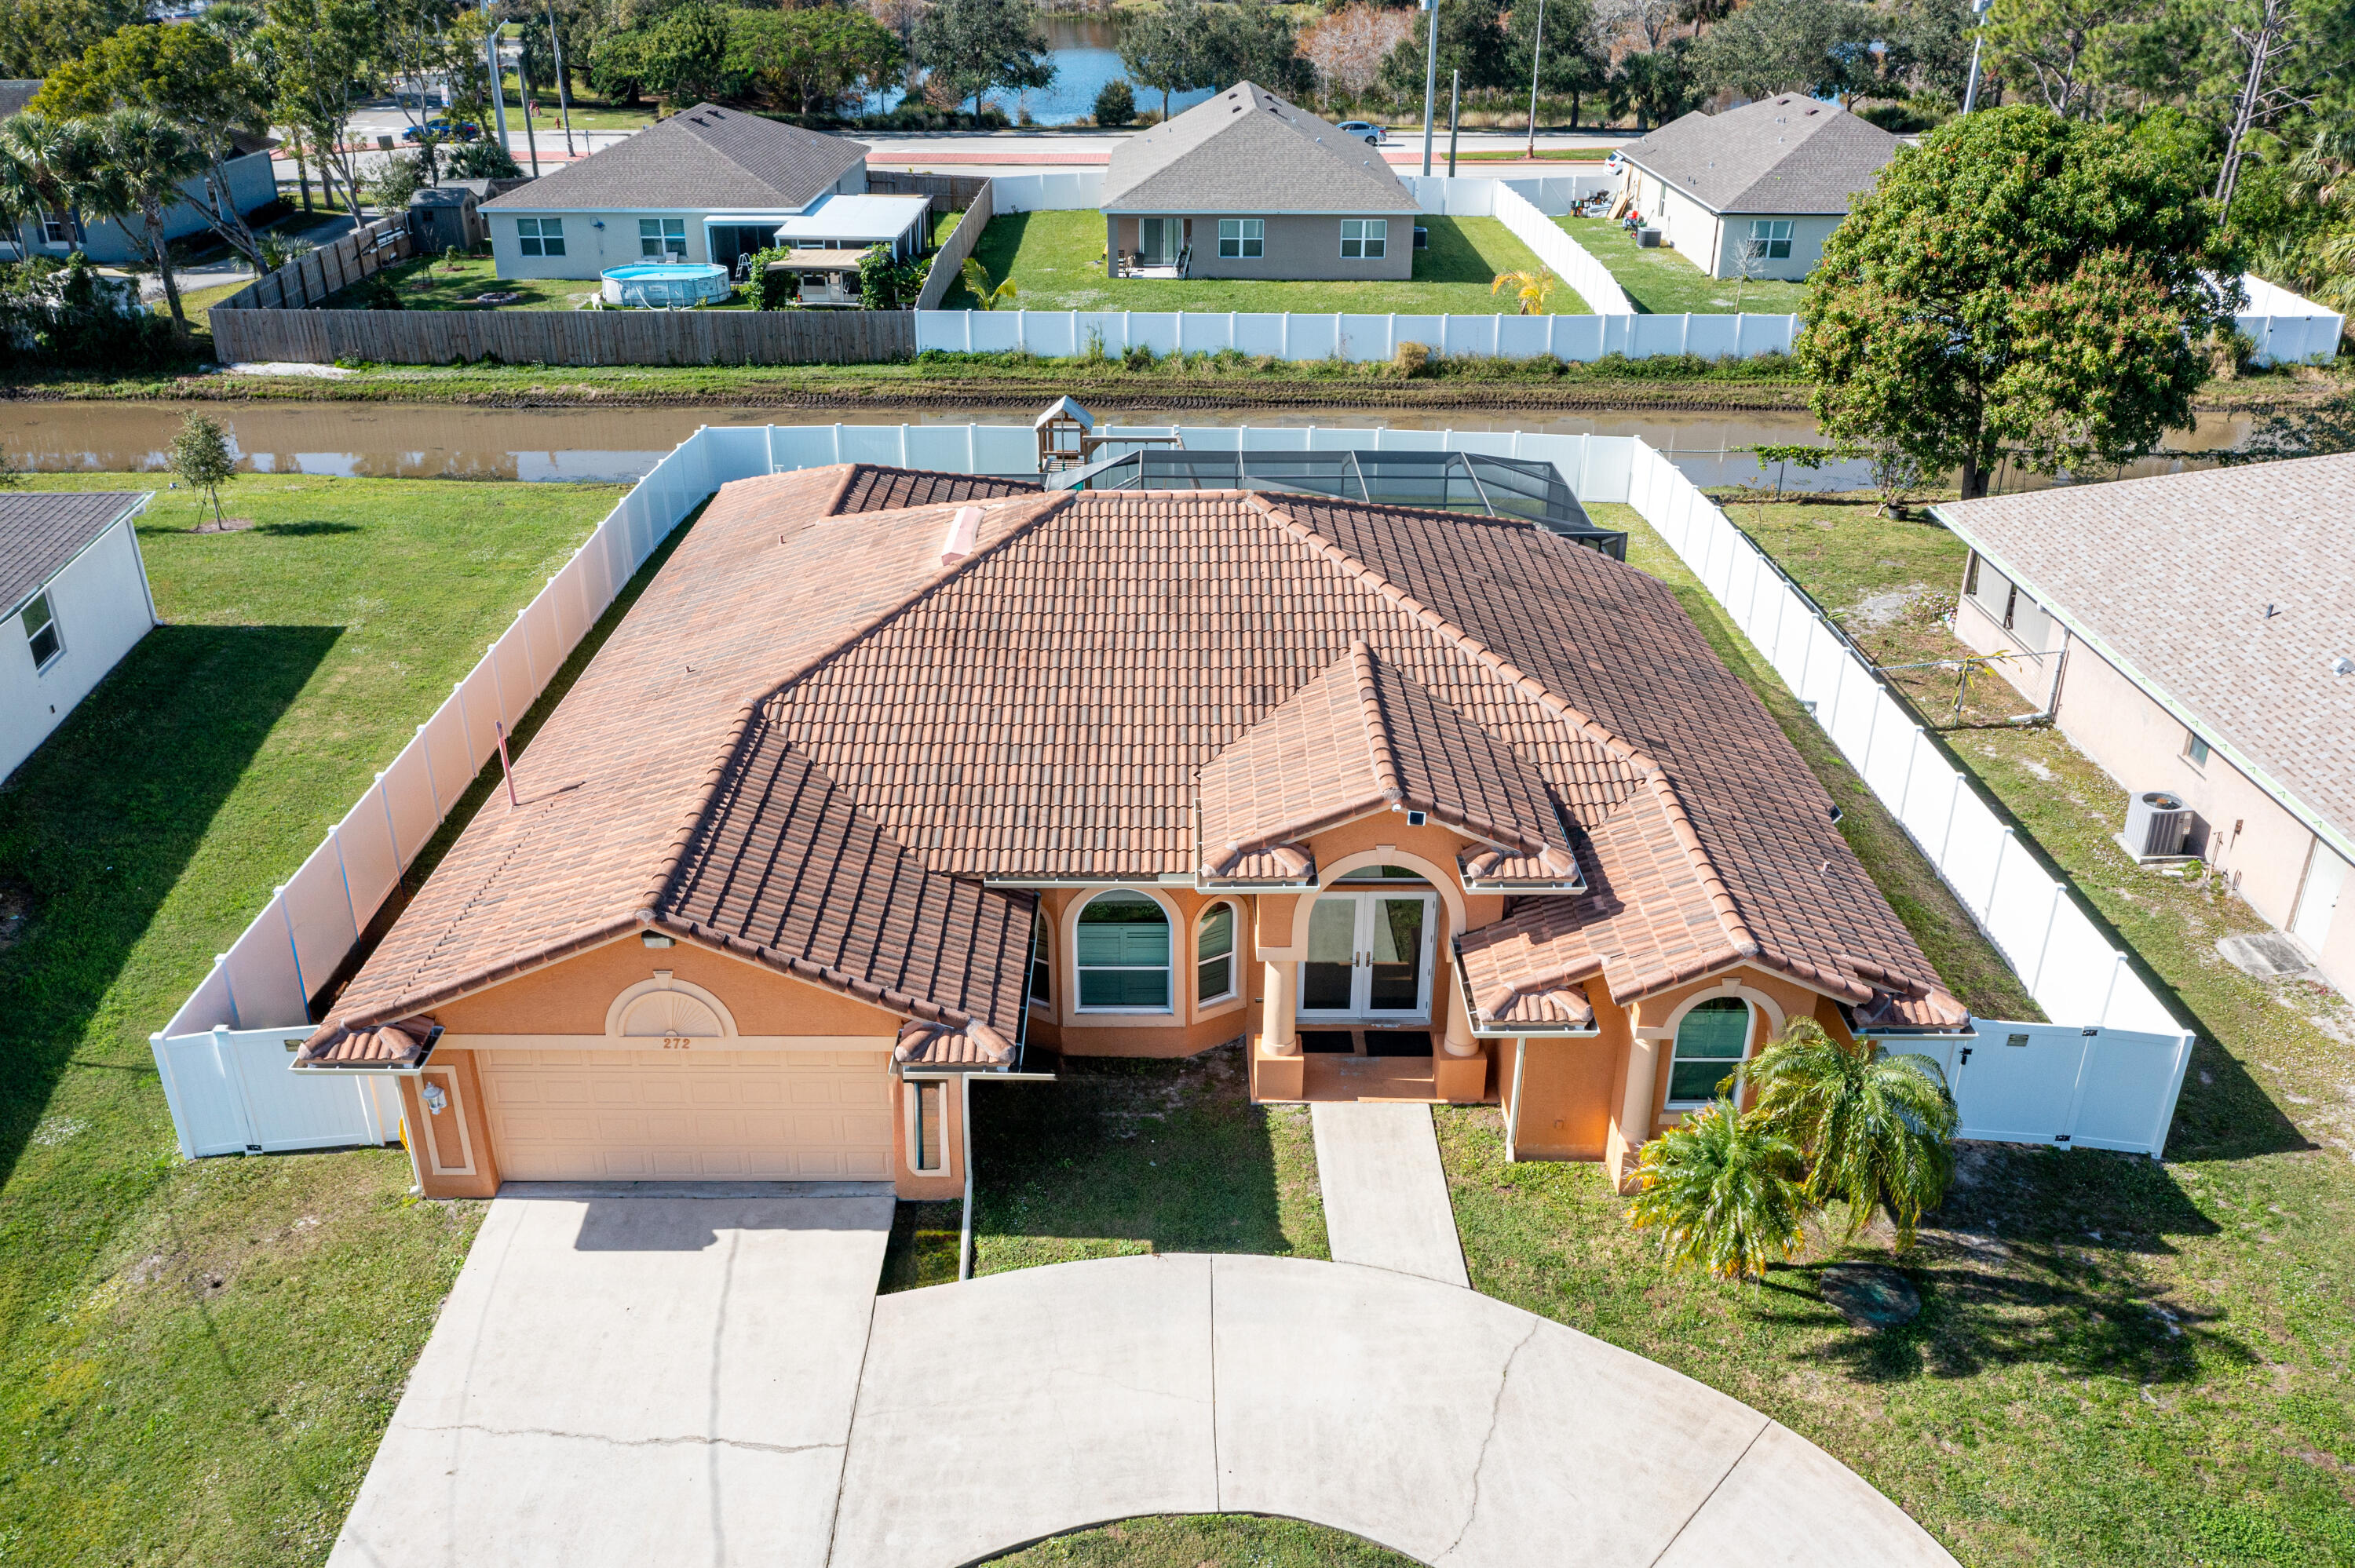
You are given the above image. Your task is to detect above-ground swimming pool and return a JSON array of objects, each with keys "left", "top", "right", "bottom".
[{"left": 600, "top": 262, "right": 733, "bottom": 308}]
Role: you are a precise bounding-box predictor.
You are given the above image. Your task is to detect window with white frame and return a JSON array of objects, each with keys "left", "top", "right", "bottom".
[
  {"left": 20, "top": 591, "right": 62, "bottom": 671},
  {"left": 1028, "top": 910, "right": 1052, "bottom": 1005},
  {"left": 1340, "top": 219, "right": 1387, "bottom": 259},
  {"left": 1745, "top": 219, "right": 1793, "bottom": 260},
  {"left": 42, "top": 210, "right": 73, "bottom": 246},
  {"left": 1075, "top": 890, "right": 1171, "bottom": 1010},
  {"left": 1218, "top": 218, "right": 1263, "bottom": 259},
  {"left": 515, "top": 217, "right": 564, "bottom": 257},
  {"left": 1666, "top": 996, "right": 1752, "bottom": 1107},
  {"left": 1197, "top": 902, "right": 1237, "bottom": 1004},
  {"left": 907, "top": 1079, "right": 947, "bottom": 1173},
  {"left": 640, "top": 217, "right": 687, "bottom": 258}
]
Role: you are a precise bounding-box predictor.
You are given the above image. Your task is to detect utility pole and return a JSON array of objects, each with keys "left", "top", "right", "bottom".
[
  {"left": 1523, "top": 0, "right": 1545, "bottom": 160},
  {"left": 546, "top": 4, "right": 576, "bottom": 159},
  {"left": 1447, "top": 70, "right": 1461, "bottom": 177},
  {"left": 1960, "top": 0, "right": 1991, "bottom": 114},
  {"left": 517, "top": 49, "right": 542, "bottom": 174},
  {"left": 1420, "top": 0, "right": 1440, "bottom": 177},
  {"left": 482, "top": 2, "right": 509, "bottom": 149}
]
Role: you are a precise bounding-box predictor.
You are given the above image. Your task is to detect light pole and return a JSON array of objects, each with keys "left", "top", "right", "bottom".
[
  {"left": 1524, "top": 0, "right": 1546, "bottom": 159},
  {"left": 1961, "top": 0, "right": 1992, "bottom": 115},
  {"left": 482, "top": 2, "right": 509, "bottom": 148},
  {"left": 1420, "top": 0, "right": 1440, "bottom": 177}
]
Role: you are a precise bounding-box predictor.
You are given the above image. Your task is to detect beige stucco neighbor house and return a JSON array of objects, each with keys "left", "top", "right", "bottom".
[
  {"left": 480, "top": 103, "right": 870, "bottom": 280},
  {"left": 295, "top": 461, "right": 1970, "bottom": 1203},
  {"left": 1100, "top": 82, "right": 1419, "bottom": 281},
  {"left": 1613, "top": 96, "right": 1899, "bottom": 281},
  {"left": 1937, "top": 454, "right": 2355, "bottom": 994}
]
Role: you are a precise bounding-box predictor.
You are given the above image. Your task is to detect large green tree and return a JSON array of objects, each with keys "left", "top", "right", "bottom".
[
  {"left": 1505, "top": 0, "right": 1607, "bottom": 131},
  {"left": 31, "top": 22, "right": 274, "bottom": 267},
  {"left": 1117, "top": 0, "right": 1227, "bottom": 119},
  {"left": 639, "top": 2, "right": 736, "bottom": 108},
  {"left": 1218, "top": 3, "right": 1316, "bottom": 101},
  {"left": 261, "top": 0, "right": 384, "bottom": 215},
  {"left": 1692, "top": 0, "right": 1872, "bottom": 101},
  {"left": 0, "top": 0, "right": 145, "bottom": 77},
  {"left": 1798, "top": 105, "right": 2236, "bottom": 499},
  {"left": 1379, "top": 0, "right": 1513, "bottom": 101},
  {"left": 728, "top": 8, "right": 905, "bottom": 115},
  {"left": 917, "top": 0, "right": 1053, "bottom": 119},
  {"left": 58, "top": 108, "right": 208, "bottom": 344}
]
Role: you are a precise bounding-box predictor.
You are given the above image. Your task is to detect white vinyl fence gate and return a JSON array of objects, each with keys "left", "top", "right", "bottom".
[{"left": 151, "top": 421, "right": 2196, "bottom": 1161}]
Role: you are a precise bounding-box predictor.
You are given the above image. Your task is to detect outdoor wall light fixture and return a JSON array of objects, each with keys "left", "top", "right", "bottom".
[
  {"left": 593, "top": 219, "right": 605, "bottom": 229},
  {"left": 642, "top": 932, "right": 675, "bottom": 948},
  {"left": 422, "top": 1083, "right": 449, "bottom": 1116}
]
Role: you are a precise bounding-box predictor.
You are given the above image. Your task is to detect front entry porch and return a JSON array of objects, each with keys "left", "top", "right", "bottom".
[{"left": 1248, "top": 1029, "right": 1492, "bottom": 1105}]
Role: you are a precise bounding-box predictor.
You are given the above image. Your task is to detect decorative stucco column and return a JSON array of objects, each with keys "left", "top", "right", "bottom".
[
  {"left": 1608, "top": 1034, "right": 1663, "bottom": 1192},
  {"left": 1440, "top": 969, "right": 1478, "bottom": 1058},
  {"left": 1261, "top": 960, "right": 1296, "bottom": 1055}
]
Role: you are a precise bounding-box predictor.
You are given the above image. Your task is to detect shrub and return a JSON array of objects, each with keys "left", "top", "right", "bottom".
[
  {"left": 1094, "top": 79, "right": 1136, "bottom": 127},
  {"left": 1121, "top": 341, "right": 1156, "bottom": 370},
  {"left": 447, "top": 140, "right": 522, "bottom": 179},
  {"left": 1391, "top": 339, "right": 1430, "bottom": 377}
]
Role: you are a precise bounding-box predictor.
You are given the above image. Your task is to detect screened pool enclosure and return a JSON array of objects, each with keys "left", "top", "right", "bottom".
[{"left": 1055, "top": 447, "right": 1626, "bottom": 558}]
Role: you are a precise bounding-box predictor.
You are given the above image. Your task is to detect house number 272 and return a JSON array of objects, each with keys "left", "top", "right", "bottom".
[{"left": 661, "top": 1032, "right": 692, "bottom": 1050}]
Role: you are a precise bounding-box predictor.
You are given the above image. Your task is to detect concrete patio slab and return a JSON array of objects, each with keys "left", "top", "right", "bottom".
[
  {"left": 1310, "top": 1100, "right": 1472, "bottom": 1287},
  {"left": 328, "top": 1183, "right": 892, "bottom": 1568},
  {"left": 828, "top": 1253, "right": 1218, "bottom": 1568}
]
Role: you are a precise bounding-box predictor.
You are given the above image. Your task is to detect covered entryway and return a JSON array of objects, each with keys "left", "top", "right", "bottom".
[{"left": 477, "top": 1049, "right": 893, "bottom": 1180}]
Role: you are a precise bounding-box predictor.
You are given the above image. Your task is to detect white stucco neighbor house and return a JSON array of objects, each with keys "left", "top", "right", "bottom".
[
  {"left": 2, "top": 491, "right": 156, "bottom": 782},
  {"left": 1936, "top": 454, "right": 2355, "bottom": 997},
  {"left": 1613, "top": 96, "right": 1899, "bottom": 281},
  {"left": 480, "top": 103, "right": 872, "bottom": 281}
]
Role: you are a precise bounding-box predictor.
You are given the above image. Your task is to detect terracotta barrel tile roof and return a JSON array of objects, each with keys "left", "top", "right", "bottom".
[{"left": 320, "top": 462, "right": 1962, "bottom": 1046}]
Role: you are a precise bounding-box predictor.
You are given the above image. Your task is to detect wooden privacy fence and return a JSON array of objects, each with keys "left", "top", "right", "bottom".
[
  {"left": 213, "top": 214, "right": 414, "bottom": 312},
  {"left": 209, "top": 304, "right": 918, "bottom": 366},
  {"left": 867, "top": 169, "right": 994, "bottom": 215},
  {"left": 915, "top": 178, "right": 995, "bottom": 311}
]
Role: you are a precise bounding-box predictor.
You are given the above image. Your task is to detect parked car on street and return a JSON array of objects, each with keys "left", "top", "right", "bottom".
[
  {"left": 1336, "top": 121, "right": 1386, "bottom": 146},
  {"left": 403, "top": 119, "right": 482, "bottom": 144}
]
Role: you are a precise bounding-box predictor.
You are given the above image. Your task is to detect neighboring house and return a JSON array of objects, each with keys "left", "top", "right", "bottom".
[
  {"left": 1100, "top": 82, "right": 1419, "bottom": 281},
  {"left": 294, "top": 460, "right": 1969, "bottom": 1203},
  {"left": 0, "top": 80, "right": 278, "bottom": 266},
  {"left": 481, "top": 103, "right": 870, "bottom": 281},
  {"left": 1937, "top": 454, "right": 2355, "bottom": 993},
  {"left": 1613, "top": 95, "right": 1899, "bottom": 281},
  {"left": 2, "top": 491, "right": 156, "bottom": 782}
]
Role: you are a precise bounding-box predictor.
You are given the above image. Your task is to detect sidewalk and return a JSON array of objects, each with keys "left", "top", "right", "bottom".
[{"left": 1309, "top": 1099, "right": 1471, "bottom": 1287}]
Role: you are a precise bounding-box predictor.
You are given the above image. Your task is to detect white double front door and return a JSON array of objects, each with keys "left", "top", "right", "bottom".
[{"left": 1298, "top": 890, "right": 1437, "bottom": 1023}]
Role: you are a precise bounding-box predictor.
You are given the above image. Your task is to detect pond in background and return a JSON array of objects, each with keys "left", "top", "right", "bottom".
[
  {"left": 0, "top": 402, "right": 2257, "bottom": 490},
  {"left": 861, "top": 16, "right": 1217, "bottom": 127}
]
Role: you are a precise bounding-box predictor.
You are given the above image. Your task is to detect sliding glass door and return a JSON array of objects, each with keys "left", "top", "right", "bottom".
[{"left": 1298, "top": 891, "right": 1437, "bottom": 1022}]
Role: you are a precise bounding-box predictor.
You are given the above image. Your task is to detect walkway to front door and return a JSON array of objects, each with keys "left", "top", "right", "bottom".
[{"left": 1310, "top": 1100, "right": 1470, "bottom": 1287}]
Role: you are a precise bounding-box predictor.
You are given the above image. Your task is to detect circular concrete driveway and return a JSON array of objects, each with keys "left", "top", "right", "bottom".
[{"left": 829, "top": 1253, "right": 1956, "bottom": 1568}]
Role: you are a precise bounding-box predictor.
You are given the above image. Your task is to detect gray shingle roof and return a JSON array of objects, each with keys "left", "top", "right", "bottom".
[
  {"left": 481, "top": 104, "right": 867, "bottom": 214},
  {"left": 1102, "top": 82, "right": 1417, "bottom": 215},
  {"left": 1933, "top": 454, "right": 2355, "bottom": 853},
  {"left": 0, "top": 492, "right": 147, "bottom": 614},
  {"left": 1619, "top": 97, "right": 1898, "bottom": 215}
]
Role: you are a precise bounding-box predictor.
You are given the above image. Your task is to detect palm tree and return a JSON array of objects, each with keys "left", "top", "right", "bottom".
[
  {"left": 1491, "top": 267, "right": 1557, "bottom": 315},
  {"left": 1626, "top": 1099, "right": 1809, "bottom": 1282},
  {"left": 0, "top": 111, "right": 84, "bottom": 255},
  {"left": 1743, "top": 1017, "right": 1959, "bottom": 1249},
  {"left": 961, "top": 257, "right": 1017, "bottom": 311},
  {"left": 60, "top": 110, "right": 208, "bottom": 346}
]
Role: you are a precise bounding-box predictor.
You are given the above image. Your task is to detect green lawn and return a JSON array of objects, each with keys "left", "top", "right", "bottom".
[
  {"left": 880, "top": 1041, "right": 1328, "bottom": 1293},
  {"left": 319, "top": 253, "right": 598, "bottom": 312},
  {"left": 1440, "top": 498, "right": 2355, "bottom": 1568},
  {"left": 1555, "top": 216, "right": 1814, "bottom": 315},
  {"left": 0, "top": 472, "right": 631, "bottom": 1566},
  {"left": 983, "top": 1514, "right": 1415, "bottom": 1566},
  {"left": 940, "top": 210, "right": 1587, "bottom": 315}
]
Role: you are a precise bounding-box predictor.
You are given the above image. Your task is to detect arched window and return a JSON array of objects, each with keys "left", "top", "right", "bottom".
[
  {"left": 1075, "top": 891, "right": 1171, "bottom": 1011},
  {"left": 1667, "top": 996, "right": 1752, "bottom": 1107},
  {"left": 1197, "top": 902, "right": 1238, "bottom": 1004}
]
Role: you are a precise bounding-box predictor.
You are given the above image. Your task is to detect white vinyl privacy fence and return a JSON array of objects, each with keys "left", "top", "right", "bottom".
[{"left": 152, "top": 420, "right": 2195, "bottom": 1161}]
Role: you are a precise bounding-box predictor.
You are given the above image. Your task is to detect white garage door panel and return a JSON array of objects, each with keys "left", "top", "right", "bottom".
[{"left": 481, "top": 1049, "right": 893, "bottom": 1181}]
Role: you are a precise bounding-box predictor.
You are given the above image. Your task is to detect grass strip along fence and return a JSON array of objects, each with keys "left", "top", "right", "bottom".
[{"left": 150, "top": 420, "right": 2190, "bottom": 1168}]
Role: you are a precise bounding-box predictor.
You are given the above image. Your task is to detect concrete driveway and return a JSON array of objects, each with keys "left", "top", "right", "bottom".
[
  {"left": 831, "top": 1253, "right": 1958, "bottom": 1568},
  {"left": 327, "top": 1182, "right": 893, "bottom": 1568}
]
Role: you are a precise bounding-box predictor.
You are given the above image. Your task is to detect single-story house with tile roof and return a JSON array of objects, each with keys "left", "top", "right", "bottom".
[
  {"left": 1937, "top": 454, "right": 2355, "bottom": 994},
  {"left": 2, "top": 490, "right": 155, "bottom": 782},
  {"left": 480, "top": 102, "right": 871, "bottom": 281},
  {"left": 1614, "top": 95, "right": 1899, "bottom": 281},
  {"left": 296, "top": 459, "right": 1969, "bottom": 1202},
  {"left": 1101, "top": 82, "right": 1421, "bottom": 281},
  {"left": 2, "top": 79, "right": 277, "bottom": 267}
]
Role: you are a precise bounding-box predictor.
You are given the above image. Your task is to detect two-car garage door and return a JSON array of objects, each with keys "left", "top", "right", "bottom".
[{"left": 478, "top": 1049, "right": 895, "bottom": 1180}]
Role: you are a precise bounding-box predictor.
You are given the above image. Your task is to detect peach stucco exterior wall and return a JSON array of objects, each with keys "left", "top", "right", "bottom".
[
  {"left": 891, "top": 1074, "right": 966, "bottom": 1201},
  {"left": 429, "top": 935, "right": 907, "bottom": 1037},
  {"left": 1957, "top": 580, "right": 2354, "bottom": 991},
  {"left": 407, "top": 1048, "right": 501, "bottom": 1200}
]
